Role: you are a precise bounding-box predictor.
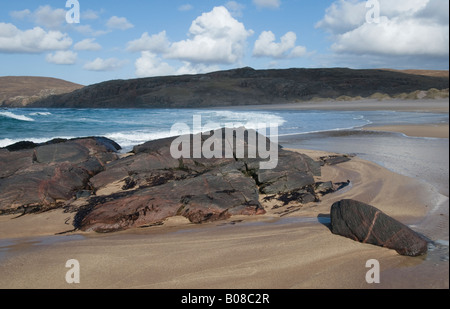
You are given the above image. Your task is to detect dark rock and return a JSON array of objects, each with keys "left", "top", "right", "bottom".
[
  {"left": 315, "top": 180, "right": 351, "bottom": 196},
  {"left": 275, "top": 187, "right": 318, "bottom": 206},
  {"left": 1, "top": 128, "right": 339, "bottom": 234},
  {"left": 76, "top": 190, "right": 93, "bottom": 199},
  {"left": 5, "top": 141, "right": 39, "bottom": 152},
  {"left": 75, "top": 128, "right": 324, "bottom": 232},
  {"left": 0, "top": 148, "right": 34, "bottom": 178},
  {"left": 330, "top": 199, "right": 428, "bottom": 256},
  {"left": 77, "top": 166, "right": 263, "bottom": 232},
  {"left": 0, "top": 137, "right": 120, "bottom": 215},
  {"left": 320, "top": 155, "right": 352, "bottom": 166}
]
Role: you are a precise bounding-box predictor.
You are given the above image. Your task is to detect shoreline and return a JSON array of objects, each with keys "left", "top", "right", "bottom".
[
  {"left": 362, "top": 123, "right": 449, "bottom": 139},
  {"left": 0, "top": 99, "right": 448, "bottom": 289},
  {"left": 212, "top": 98, "right": 450, "bottom": 113}
]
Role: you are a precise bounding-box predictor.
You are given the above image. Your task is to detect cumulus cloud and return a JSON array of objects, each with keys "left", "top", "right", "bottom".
[
  {"left": 10, "top": 5, "right": 67, "bottom": 30},
  {"left": 126, "top": 31, "right": 170, "bottom": 53},
  {"left": 166, "top": 6, "right": 253, "bottom": 64},
  {"left": 315, "top": 0, "right": 367, "bottom": 35},
  {"left": 134, "top": 51, "right": 221, "bottom": 78},
  {"left": 176, "top": 62, "right": 220, "bottom": 75},
  {"left": 46, "top": 50, "right": 77, "bottom": 64},
  {"left": 106, "top": 16, "right": 134, "bottom": 30},
  {"left": 83, "top": 57, "right": 128, "bottom": 71},
  {"left": 34, "top": 5, "right": 67, "bottom": 30},
  {"left": 253, "top": 31, "right": 307, "bottom": 58},
  {"left": 135, "top": 51, "right": 175, "bottom": 77},
  {"left": 74, "top": 38, "right": 102, "bottom": 51},
  {"left": 129, "top": 6, "right": 255, "bottom": 77},
  {"left": 0, "top": 22, "right": 72, "bottom": 53},
  {"left": 332, "top": 17, "right": 448, "bottom": 57},
  {"left": 253, "top": 0, "right": 281, "bottom": 9},
  {"left": 317, "top": 0, "right": 449, "bottom": 58}
]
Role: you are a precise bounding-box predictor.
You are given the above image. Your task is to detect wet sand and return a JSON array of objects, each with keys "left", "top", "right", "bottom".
[
  {"left": 0, "top": 99, "right": 448, "bottom": 289},
  {"left": 363, "top": 124, "right": 449, "bottom": 139},
  {"left": 213, "top": 98, "right": 450, "bottom": 113}
]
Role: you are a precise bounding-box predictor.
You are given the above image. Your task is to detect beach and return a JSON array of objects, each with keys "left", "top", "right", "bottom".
[{"left": 0, "top": 99, "right": 448, "bottom": 289}]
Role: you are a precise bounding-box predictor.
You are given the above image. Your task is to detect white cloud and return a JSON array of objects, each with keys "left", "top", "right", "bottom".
[
  {"left": 46, "top": 50, "right": 77, "bottom": 64},
  {"left": 176, "top": 62, "right": 220, "bottom": 75},
  {"left": 34, "top": 5, "right": 67, "bottom": 30},
  {"left": 74, "top": 38, "right": 102, "bottom": 51},
  {"left": 253, "top": 31, "right": 307, "bottom": 58},
  {"left": 0, "top": 23, "right": 72, "bottom": 53},
  {"left": 82, "top": 9, "right": 101, "bottom": 20},
  {"left": 289, "top": 45, "right": 308, "bottom": 58},
  {"left": 106, "top": 16, "right": 134, "bottom": 30},
  {"left": 253, "top": 0, "right": 281, "bottom": 9},
  {"left": 178, "top": 4, "right": 193, "bottom": 11},
  {"left": 134, "top": 51, "right": 221, "bottom": 78},
  {"left": 83, "top": 57, "right": 128, "bottom": 71},
  {"left": 9, "top": 5, "right": 67, "bottom": 30},
  {"left": 317, "top": 0, "right": 449, "bottom": 58},
  {"left": 74, "top": 25, "right": 109, "bottom": 37},
  {"left": 226, "top": 1, "right": 246, "bottom": 17},
  {"left": 332, "top": 17, "right": 449, "bottom": 57},
  {"left": 315, "top": 0, "right": 367, "bottom": 35},
  {"left": 166, "top": 6, "right": 253, "bottom": 64},
  {"left": 10, "top": 9, "right": 31, "bottom": 20},
  {"left": 135, "top": 51, "right": 175, "bottom": 77},
  {"left": 126, "top": 31, "right": 170, "bottom": 53}
]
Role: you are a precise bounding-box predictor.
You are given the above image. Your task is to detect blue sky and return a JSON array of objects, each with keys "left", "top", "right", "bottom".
[{"left": 1, "top": 0, "right": 448, "bottom": 85}]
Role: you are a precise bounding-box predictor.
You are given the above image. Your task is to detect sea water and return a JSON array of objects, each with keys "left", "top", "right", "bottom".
[{"left": 1, "top": 108, "right": 448, "bottom": 151}]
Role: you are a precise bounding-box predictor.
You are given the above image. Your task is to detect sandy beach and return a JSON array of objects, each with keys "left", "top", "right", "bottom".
[
  {"left": 214, "top": 98, "right": 450, "bottom": 113},
  {"left": 363, "top": 124, "right": 449, "bottom": 139},
  {"left": 0, "top": 99, "right": 448, "bottom": 289}
]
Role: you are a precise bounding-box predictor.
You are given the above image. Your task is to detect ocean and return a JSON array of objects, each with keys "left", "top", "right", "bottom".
[{"left": 1, "top": 107, "right": 448, "bottom": 152}]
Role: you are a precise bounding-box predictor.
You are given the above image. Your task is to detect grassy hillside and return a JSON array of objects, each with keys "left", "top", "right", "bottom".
[{"left": 0, "top": 76, "right": 83, "bottom": 107}]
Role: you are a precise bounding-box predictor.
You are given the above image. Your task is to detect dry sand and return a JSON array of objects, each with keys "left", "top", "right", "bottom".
[{"left": 0, "top": 99, "right": 448, "bottom": 289}]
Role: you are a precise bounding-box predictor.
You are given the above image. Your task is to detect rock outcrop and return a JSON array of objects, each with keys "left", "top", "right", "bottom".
[
  {"left": 330, "top": 199, "right": 428, "bottom": 256},
  {"left": 0, "top": 137, "right": 121, "bottom": 215},
  {"left": 75, "top": 128, "right": 325, "bottom": 232},
  {"left": 0, "top": 129, "right": 351, "bottom": 233}
]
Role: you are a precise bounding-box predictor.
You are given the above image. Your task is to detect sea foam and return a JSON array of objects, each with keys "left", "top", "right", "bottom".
[{"left": 0, "top": 111, "right": 34, "bottom": 122}]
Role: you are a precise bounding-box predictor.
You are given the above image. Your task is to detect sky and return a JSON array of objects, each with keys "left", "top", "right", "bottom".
[{"left": 0, "top": 0, "right": 449, "bottom": 86}]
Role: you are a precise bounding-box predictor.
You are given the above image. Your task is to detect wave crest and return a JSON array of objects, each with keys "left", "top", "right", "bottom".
[{"left": 0, "top": 111, "right": 34, "bottom": 122}]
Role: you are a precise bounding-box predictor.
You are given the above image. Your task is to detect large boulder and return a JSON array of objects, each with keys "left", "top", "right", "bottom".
[{"left": 330, "top": 199, "right": 428, "bottom": 256}]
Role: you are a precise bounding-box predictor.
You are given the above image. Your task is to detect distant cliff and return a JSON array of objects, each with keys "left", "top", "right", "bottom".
[
  {"left": 27, "top": 67, "right": 449, "bottom": 108},
  {"left": 0, "top": 76, "right": 83, "bottom": 107}
]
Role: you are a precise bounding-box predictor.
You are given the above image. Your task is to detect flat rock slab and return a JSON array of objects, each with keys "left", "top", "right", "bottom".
[
  {"left": 77, "top": 164, "right": 263, "bottom": 233},
  {"left": 330, "top": 199, "right": 428, "bottom": 256}
]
